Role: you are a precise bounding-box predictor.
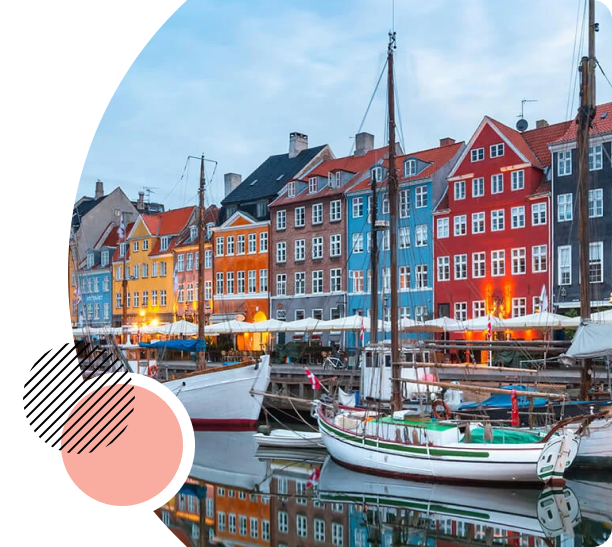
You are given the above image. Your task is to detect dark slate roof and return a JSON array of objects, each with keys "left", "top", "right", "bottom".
[
  {"left": 222, "top": 145, "right": 327, "bottom": 206},
  {"left": 71, "top": 196, "right": 106, "bottom": 231}
]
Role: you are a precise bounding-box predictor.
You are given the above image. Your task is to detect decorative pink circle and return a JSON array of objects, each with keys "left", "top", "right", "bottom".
[{"left": 62, "top": 384, "right": 183, "bottom": 506}]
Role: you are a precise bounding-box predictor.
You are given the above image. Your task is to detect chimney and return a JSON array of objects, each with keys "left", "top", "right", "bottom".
[
  {"left": 137, "top": 191, "right": 145, "bottom": 211},
  {"left": 289, "top": 132, "right": 308, "bottom": 158},
  {"left": 95, "top": 180, "right": 104, "bottom": 199},
  {"left": 354, "top": 132, "right": 374, "bottom": 156},
  {"left": 224, "top": 173, "right": 242, "bottom": 197},
  {"left": 439, "top": 138, "right": 456, "bottom": 147},
  {"left": 536, "top": 119, "right": 549, "bottom": 129}
]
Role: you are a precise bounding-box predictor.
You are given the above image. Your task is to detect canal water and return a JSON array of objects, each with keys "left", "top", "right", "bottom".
[{"left": 157, "top": 430, "right": 612, "bottom": 547}]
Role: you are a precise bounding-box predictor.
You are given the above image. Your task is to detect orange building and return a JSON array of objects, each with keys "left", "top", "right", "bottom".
[{"left": 212, "top": 212, "right": 270, "bottom": 351}]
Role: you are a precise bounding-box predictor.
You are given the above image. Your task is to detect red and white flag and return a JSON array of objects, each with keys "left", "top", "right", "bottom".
[
  {"left": 305, "top": 367, "right": 321, "bottom": 390},
  {"left": 74, "top": 285, "right": 82, "bottom": 305},
  {"left": 360, "top": 317, "right": 365, "bottom": 346},
  {"left": 117, "top": 216, "right": 126, "bottom": 241},
  {"left": 306, "top": 468, "right": 321, "bottom": 488},
  {"left": 487, "top": 314, "right": 492, "bottom": 340}
]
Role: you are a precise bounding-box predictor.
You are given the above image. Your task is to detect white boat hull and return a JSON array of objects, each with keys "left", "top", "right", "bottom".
[
  {"left": 254, "top": 429, "right": 324, "bottom": 448},
  {"left": 570, "top": 417, "right": 612, "bottom": 467},
  {"left": 318, "top": 408, "right": 579, "bottom": 484},
  {"left": 162, "top": 356, "right": 270, "bottom": 427}
]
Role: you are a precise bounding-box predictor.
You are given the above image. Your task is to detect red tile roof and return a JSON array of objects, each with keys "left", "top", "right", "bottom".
[
  {"left": 110, "top": 222, "right": 134, "bottom": 262},
  {"left": 553, "top": 101, "right": 612, "bottom": 143},
  {"left": 522, "top": 120, "right": 573, "bottom": 167},
  {"left": 487, "top": 117, "right": 543, "bottom": 168}
]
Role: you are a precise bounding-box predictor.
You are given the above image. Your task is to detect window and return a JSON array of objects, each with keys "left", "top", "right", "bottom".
[
  {"left": 216, "top": 272, "right": 224, "bottom": 295},
  {"left": 160, "top": 290, "right": 167, "bottom": 306},
  {"left": 100, "top": 250, "right": 109, "bottom": 267},
  {"left": 295, "top": 239, "right": 305, "bottom": 261},
  {"left": 259, "top": 232, "right": 268, "bottom": 252},
  {"left": 216, "top": 237, "right": 224, "bottom": 256},
  {"left": 295, "top": 206, "right": 305, "bottom": 227},
  {"left": 250, "top": 517, "right": 259, "bottom": 539},
  {"left": 532, "top": 202, "right": 547, "bottom": 225},
  {"left": 399, "top": 189, "right": 410, "bottom": 217},
  {"left": 454, "top": 180, "right": 466, "bottom": 200},
  {"left": 331, "top": 269, "right": 342, "bottom": 292},
  {"left": 177, "top": 254, "right": 185, "bottom": 272},
  {"left": 490, "top": 143, "right": 504, "bottom": 157},
  {"left": 330, "top": 200, "right": 342, "bottom": 222},
  {"left": 312, "top": 237, "right": 323, "bottom": 259},
  {"left": 312, "top": 203, "right": 323, "bottom": 224},
  {"left": 491, "top": 250, "right": 505, "bottom": 277},
  {"left": 330, "top": 234, "right": 342, "bottom": 257},
  {"left": 437, "top": 217, "right": 449, "bottom": 238},
  {"left": 511, "top": 169, "right": 525, "bottom": 190},
  {"left": 512, "top": 297, "right": 527, "bottom": 317},
  {"left": 204, "top": 281, "right": 212, "bottom": 300},
  {"left": 151, "top": 290, "right": 158, "bottom": 306},
  {"left": 295, "top": 272, "right": 305, "bottom": 294},
  {"left": 404, "top": 158, "right": 417, "bottom": 176},
  {"left": 532, "top": 245, "right": 547, "bottom": 272},
  {"left": 511, "top": 206, "right": 525, "bottom": 229},
  {"left": 309, "top": 177, "right": 318, "bottom": 193},
  {"left": 412, "top": 224, "right": 426, "bottom": 247},
  {"left": 119, "top": 242, "right": 126, "bottom": 257},
  {"left": 248, "top": 270, "right": 256, "bottom": 293},
  {"left": 472, "top": 212, "right": 485, "bottom": 234},
  {"left": 276, "top": 242, "right": 286, "bottom": 263},
  {"left": 226, "top": 272, "right": 235, "bottom": 294},
  {"left": 469, "top": 178, "right": 484, "bottom": 200},
  {"left": 239, "top": 515, "right": 247, "bottom": 536},
  {"left": 382, "top": 229, "right": 390, "bottom": 251},
  {"left": 262, "top": 520, "right": 270, "bottom": 541},
  {"left": 237, "top": 234, "right": 245, "bottom": 254},
  {"left": 371, "top": 166, "right": 383, "bottom": 182},
  {"left": 237, "top": 271, "right": 245, "bottom": 293},
  {"left": 276, "top": 274, "right": 286, "bottom": 296},
  {"left": 151, "top": 262, "right": 158, "bottom": 277},
  {"left": 160, "top": 236, "right": 170, "bottom": 251},
  {"left": 416, "top": 264, "right": 428, "bottom": 289},
  {"left": 512, "top": 248, "right": 526, "bottom": 275},
  {"left": 313, "top": 309, "right": 323, "bottom": 320},
  {"left": 287, "top": 181, "right": 296, "bottom": 198},
  {"left": 473, "top": 300, "right": 486, "bottom": 318},
  {"left": 352, "top": 197, "right": 363, "bottom": 218},
  {"left": 491, "top": 173, "right": 503, "bottom": 194},
  {"left": 471, "top": 148, "right": 484, "bottom": 162},
  {"left": 297, "top": 515, "right": 308, "bottom": 538},
  {"left": 454, "top": 254, "right": 467, "bottom": 279},
  {"left": 558, "top": 245, "right": 572, "bottom": 285},
  {"left": 454, "top": 302, "right": 468, "bottom": 321},
  {"left": 415, "top": 305, "right": 427, "bottom": 322},
  {"left": 352, "top": 233, "right": 363, "bottom": 253},
  {"left": 352, "top": 270, "right": 364, "bottom": 292},
  {"left": 132, "top": 240, "right": 139, "bottom": 253},
  {"left": 381, "top": 193, "right": 389, "bottom": 215},
  {"left": 102, "top": 277, "right": 110, "bottom": 292},
  {"left": 589, "top": 188, "right": 603, "bottom": 217},
  {"left": 312, "top": 271, "right": 323, "bottom": 293},
  {"left": 558, "top": 150, "right": 572, "bottom": 175},
  {"left": 260, "top": 269, "right": 268, "bottom": 292},
  {"left": 248, "top": 233, "right": 257, "bottom": 253},
  {"left": 229, "top": 514, "right": 236, "bottom": 534},
  {"left": 437, "top": 256, "right": 450, "bottom": 281},
  {"left": 415, "top": 186, "right": 427, "bottom": 208},
  {"left": 277, "top": 210, "right": 286, "bottom": 230},
  {"left": 399, "top": 226, "right": 410, "bottom": 248},
  {"left": 454, "top": 215, "right": 467, "bottom": 236},
  {"left": 93, "top": 277, "right": 99, "bottom": 293},
  {"left": 589, "top": 144, "right": 603, "bottom": 170},
  {"left": 278, "top": 511, "right": 289, "bottom": 534},
  {"left": 256, "top": 201, "right": 267, "bottom": 217},
  {"left": 218, "top": 512, "right": 226, "bottom": 533},
  {"left": 590, "top": 242, "right": 604, "bottom": 283},
  {"left": 557, "top": 193, "right": 573, "bottom": 222},
  {"left": 142, "top": 239, "right": 149, "bottom": 251},
  {"left": 296, "top": 480, "right": 307, "bottom": 504},
  {"left": 399, "top": 266, "right": 410, "bottom": 289},
  {"left": 315, "top": 519, "right": 326, "bottom": 543},
  {"left": 332, "top": 523, "right": 344, "bottom": 546},
  {"left": 491, "top": 209, "right": 505, "bottom": 231},
  {"left": 186, "top": 284, "right": 193, "bottom": 302},
  {"left": 383, "top": 268, "right": 391, "bottom": 292}
]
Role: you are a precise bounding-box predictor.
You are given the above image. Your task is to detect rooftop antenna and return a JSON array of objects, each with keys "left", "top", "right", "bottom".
[
  {"left": 142, "top": 186, "right": 158, "bottom": 202},
  {"left": 516, "top": 98, "right": 537, "bottom": 132}
]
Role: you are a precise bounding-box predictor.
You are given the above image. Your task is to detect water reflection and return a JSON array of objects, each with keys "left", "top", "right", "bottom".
[{"left": 156, "top": 431, "right": 612, "bottom": 547}]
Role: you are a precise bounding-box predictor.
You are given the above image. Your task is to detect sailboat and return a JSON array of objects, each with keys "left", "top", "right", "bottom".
[{"left": 316, "top": 32, "right": 580, "bottom": 485}]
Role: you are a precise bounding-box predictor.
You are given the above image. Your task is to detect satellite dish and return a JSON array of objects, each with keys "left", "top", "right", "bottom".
[{"left": 516, "top": 118, "right": 529, "bottom": 132}]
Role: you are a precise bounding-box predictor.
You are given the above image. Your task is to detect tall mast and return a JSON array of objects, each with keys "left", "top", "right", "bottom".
[
  {"left": 121, "top": 212, "right": 128, "bottom": 343},
  {"left": 577, "top": 0, "right": 597, "bottom": 400},
  {"left": 197, "top": 154, "right": 207, "bottom": 370},
  {"left": 370, "top": 162, "right": 379, "bottom": 345},
  {"left": 387, "top": 31, "right": 402, "bottom": 413}
]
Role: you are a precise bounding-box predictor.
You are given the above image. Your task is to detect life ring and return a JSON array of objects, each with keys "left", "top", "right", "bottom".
[
  {"left": 432, "top": 399, "right": 451, "bottom": 420},
  {"left": 148, "top": 365, "right": 159, "bottom": 378}
]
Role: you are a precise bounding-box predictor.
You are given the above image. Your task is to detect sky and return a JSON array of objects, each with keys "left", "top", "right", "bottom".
[{"left": 76, "top": 0, "right": 612, "bottom": 211}]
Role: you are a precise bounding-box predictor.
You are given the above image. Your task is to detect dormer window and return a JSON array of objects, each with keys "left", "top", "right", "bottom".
[
  {"left": 309, "top": 177, "right": 318, "bottom": 194},
  {"left": 404, "top": 159, "right": 417, "bottom": 177},
  {"left": 160, "top": 236, "right": 170, "bottom": 251},
  {"left": 87, "top": 252, "right": 94, "bottom": 269},
  {"left": 190, "top": 225, "right": 198, "bottom": 241},
  {"left": 101, "top": 250, "right": 109, "bottom": 267},
  {"left": 288, "top": 181, "right": 296, "bottom": 198},
  {"left": 371, "top": 166, "right": 383, "bottom": 183}
]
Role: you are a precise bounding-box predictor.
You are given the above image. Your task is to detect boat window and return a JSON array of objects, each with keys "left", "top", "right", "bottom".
[
  {"left": 423, "top": 351, "right": 429, "bottom": 363},
  {"left": 385, "top": 355, "right": 391, "bottom": 367},
  {"left": 365, "top": 352, "right": 372, "bottom": 368}
]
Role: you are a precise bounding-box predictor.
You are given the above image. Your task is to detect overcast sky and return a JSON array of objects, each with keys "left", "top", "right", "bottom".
[{"left": 76, "top": 0, "right": 612, "bottom": 211}]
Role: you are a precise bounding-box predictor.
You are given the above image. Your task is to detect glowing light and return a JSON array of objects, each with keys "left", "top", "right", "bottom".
[{"left": 139, "top": 309, "right": 146, "bottom": 317}]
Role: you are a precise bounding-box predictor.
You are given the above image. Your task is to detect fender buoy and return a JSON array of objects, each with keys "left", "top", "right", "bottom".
[
  {"left": 432, "top": 399, "right": 451, "bottom": 421},
  {"left": 148, "top": 365, "right": 159, "bottom": 378}
]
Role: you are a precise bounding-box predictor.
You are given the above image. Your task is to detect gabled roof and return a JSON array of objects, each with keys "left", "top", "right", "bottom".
[
  {"left": 222, "top": 145, "right": 329, "bottom": 205},
  {"left": 522, "top": 120, "right": 573, "bottom": 167},
  {"left": 71, "top": 195, "right": 106, "bottom": 231},
  {"left": 347, "top": 141, "right": 464, "bottom": 194},
  {"left": 485, "top": 117, "right": 543, "bottom": 168},
  {"left": 552, "top": 101, "right": 612, "bottom": 144}
]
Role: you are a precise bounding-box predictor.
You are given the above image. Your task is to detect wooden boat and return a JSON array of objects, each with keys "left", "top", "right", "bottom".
[{"left": 253, "top": 428, "right": 324, "bottom": 448}]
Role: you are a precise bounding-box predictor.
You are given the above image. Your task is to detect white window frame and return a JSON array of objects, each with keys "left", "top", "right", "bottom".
[
  {"left": 532, "top": 202, "right": 547, "bottom": 226},
  {"left": 511, "top": 169, "right": 525, "bottom": 191},
  {"left": 312, "top": 203, "right": 323, "bottom": 225},
  {"left": 471, "top": 148, "right": 484, "bottom": 162},
  {"left": 472, "top": 212, "right": 485, "bottom": 234},
  {"left": 276, "top": 210, "right": 286, "bottom": 230},
  {"left": 511, "top": 206, "right": 525, "bottom": 229},
  {"left": 558, "top": 245, "right": 572, "bottom": 285},
  {"left": 454, "top": 180, "right": 466, "bottom": 200},
  {"left": 490, "top": 143, "right": 505, "bottom": 158},
  {"left": 472, "top": 177, "right": 484, "bottom": 197},
  {"left": 491, "top": 173, "right": 503, "bottom": 194},
  {"left": 437, "top": 217, "right": 449, "bottom": 238}
]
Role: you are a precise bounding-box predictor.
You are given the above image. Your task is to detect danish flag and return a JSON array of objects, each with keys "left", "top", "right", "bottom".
[
  {"left": 360, "top": 317, "right": 365, "bottom": 346},
  {"left": 306, "top": 468, "right": 321, "bottom": 488},
  {"left": 487, "top": 314, "right": 492, "bottom": 340},
  {"left": 305, "top": 367, "right": 321, "bottom": 390},
  {"left": 117, "top": 216, "right": 126, "bottom": 241}
]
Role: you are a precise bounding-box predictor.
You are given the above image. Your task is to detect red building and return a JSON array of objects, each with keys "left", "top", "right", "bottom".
[{"left": 433, "top": 116, "right": 569, "bottom": 339}]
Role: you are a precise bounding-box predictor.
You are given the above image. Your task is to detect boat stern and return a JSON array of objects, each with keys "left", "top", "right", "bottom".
[{"left": 537, "top": 433, "right": 581, "bottom": 485}]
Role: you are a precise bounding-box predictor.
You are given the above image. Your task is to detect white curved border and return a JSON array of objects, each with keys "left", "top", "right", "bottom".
[{"left": 49, "top": 372, "right": 195, "bottom": 512}]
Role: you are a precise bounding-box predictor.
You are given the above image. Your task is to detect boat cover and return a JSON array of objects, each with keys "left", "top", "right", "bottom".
[
  {"left": 459, "top": 385, "right": 547, "bottom": 410},
  {"left": 466, "top": 427, "right": 544, "bottom": 444},
  {"left": 564, "top": 322, "right": 612, "bottom": 360},
  {"left": 139, "top": 339, "right": 206, "bottom": 351}
]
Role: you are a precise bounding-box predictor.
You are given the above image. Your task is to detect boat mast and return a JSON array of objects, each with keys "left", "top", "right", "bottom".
[
  {"left": 370, "top": 158, "right": 379, "bottom": 345},
  {"left": 197, "top": 154, "right": 207, "bottom": 370},
  {"left": 577, "top": 0, "right": 597, "bottom": 400},
  {"left": 387, "top": 31, "right": 402, "bottom": 413}
]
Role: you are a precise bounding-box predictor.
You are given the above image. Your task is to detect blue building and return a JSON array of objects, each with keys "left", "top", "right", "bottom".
[{"left": 345, "top": 139, "right": 464, "bottom": 346}]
